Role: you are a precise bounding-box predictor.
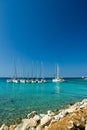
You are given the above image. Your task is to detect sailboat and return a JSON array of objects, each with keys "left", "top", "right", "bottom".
[
  {"left": 26, "top": 71, "right": 31, "bottom": 83},
  {"left": 30, "top": 61, "right": 36, "bottom": 83},
  {"left": 7, "top": 78, "right": 13, "bottom": 83},
  {"left": 12, "top": 61, "right": 19, "bottom": 83},
  {"left": 52, "top": 64, "right": 64, "bottom": 82},
  {"left": 38, "top": 62, "right": 47, "bottom": 83},
  {"left": 19, "top": 64, "right": 26, "bottom": 83},
  {"left": 7, "top": 61, "right": 19, "bottom": 83}
]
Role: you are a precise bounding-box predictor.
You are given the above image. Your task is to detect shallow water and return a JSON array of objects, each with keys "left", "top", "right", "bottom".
[{"left": 0, "top": 78, "right": 87, "bottom": 125}]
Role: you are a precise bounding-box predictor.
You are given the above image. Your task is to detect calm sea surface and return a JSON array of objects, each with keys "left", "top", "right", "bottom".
[{"left": 0, "top": 78, "right": 87, "bottom": 125}]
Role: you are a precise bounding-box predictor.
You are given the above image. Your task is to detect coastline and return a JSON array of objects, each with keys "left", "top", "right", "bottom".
[{"left": 0, "top": 99, "right": 87, "bottom": 130}]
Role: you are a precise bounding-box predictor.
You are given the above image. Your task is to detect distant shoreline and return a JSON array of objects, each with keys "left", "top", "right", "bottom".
[{"left": 0, "top": 77, "right": 85, "bottom": 79}]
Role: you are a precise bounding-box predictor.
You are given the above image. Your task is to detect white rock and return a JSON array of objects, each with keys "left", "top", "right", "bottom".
[
  {"left": 31, "top": 128, "right": 37, "bottom": 130},
  {"left": 0, "top": 124, "right": 8, "bottom": 130},
  {"left": 82, "top": 99, "right": 87, "bottom": 103},
  {"left": 65, "top": 108, "right": 73, "bottom": 113},
  {"left": 39, "top": 114, "right": 45, "bottom": 118},
  {"left": 47, "top": 110, "right": 55, "bottom": 116},
  {"left": 81, "top": 102, "right": 87, "bottom": 108},
  {"left": 40, "top": 115, "right": 52, "bottom": 126},
  {"left": 27, "top": 111, "right": 37, "bottom": 119},
  {"left": 36, "top": 125, "right": 42, "bottom": 130},
  {"left": 44, "top": 125, "right": 48, "bottom": 130},
  {"left": 74, "top": 102, "right": 81, "bottom": 107},
  {"left": 85, "top": 124, "right": 87, "bottom": 130},
  {"left": 54, "top": 110, "right": 68, "bottom": 120},
  {"left": 67, "top": 121, "right": 74, "bottom": 129},
  {"left": 33, "top": 115, "right": 41, "bottom": 122},
  {"left": 15, "top": 118, "right": 37, "bottom": 130}
]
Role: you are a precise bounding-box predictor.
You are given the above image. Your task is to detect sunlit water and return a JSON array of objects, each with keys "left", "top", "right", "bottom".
[{"left": 0, "top": 78, "right": 87, "bottom": 125}]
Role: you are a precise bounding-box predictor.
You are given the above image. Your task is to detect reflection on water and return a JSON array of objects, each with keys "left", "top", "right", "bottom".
[
  {"left": 55, "top": 86, "right": 60, "bottom": 94},
  {"left": 0, "top": 78, "right": 87, "bottom": 125}
]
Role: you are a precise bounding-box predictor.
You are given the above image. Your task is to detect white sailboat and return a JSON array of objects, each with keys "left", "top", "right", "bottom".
[
  {"left": 7, "top": 79, "right": 13, "bottom": 83},
  {"left": 52, "top": 64, "right": 64, "bottom": 82},
  {"left": 19, "top": 65, "right": 26, "bottom": 83},
  {"left": 82, "top": 76, "right": 87, "bottom": 80},
  {"left": 30, "top": 61, "right": 37, "bottom": 83},
  {"left": 7, "top": 61, "right": 19, "bottom": 83},
  {"left": 38, "top": 62, "right": 47, "bottom": 83},
  {"left": 26, "top": 71, "right": 31, "bottom": 83},
  {"left": 12, "top": 61, "right": 19, "bottom": 83}
]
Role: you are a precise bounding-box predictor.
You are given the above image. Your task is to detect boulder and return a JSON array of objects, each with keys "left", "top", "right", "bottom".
[
  {"left": 65, "top": 108, "right": 74, "bottom": 113},
  {"left": 85, "top": 124, "right": 87, "bottom": 130},
  {"left": 27, "top": 111, "right": 37, "bottom": 119},
  {"left": 47, "top": 110, "right": 55, "bottom": 117},
  {"left": 0, "top": 124, "right": 8, "bottom": 130},
  {"left": 33, "top": 115, "right": 41, "bottom": 122},
  {"left": 54, "top": 110, "right": 68, "bottom": 120},
  {"left": 9, "top": 125, "right": 16, "bottom": 130},
  {"left": 67, "top": 120, "right": 74, "bottom": 129},
  {"left": 82, "top": 99, "right": 87, "bottom": 103},
  {"left": 39, "top": 114, "right": 45, "bottom": 118},
  {"left": 15, "top": 118, "right": 37, "bottom": 130},
  {"left": 40, "top": 115, "right": 52, "bottom": 127}
]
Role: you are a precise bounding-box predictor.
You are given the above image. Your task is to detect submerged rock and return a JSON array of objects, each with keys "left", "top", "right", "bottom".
[{"left": 1, "top": 99, "right": 87, "bottom": 130}]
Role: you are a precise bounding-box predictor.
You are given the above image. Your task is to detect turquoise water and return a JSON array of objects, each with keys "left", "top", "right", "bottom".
[{"left": 0, "top": 78, "right": 87, "bottom": 125}]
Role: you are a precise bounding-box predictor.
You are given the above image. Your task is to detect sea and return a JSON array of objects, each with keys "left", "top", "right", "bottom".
[{"left": 0, "top": 78, "right": 87, "bottom": 125}]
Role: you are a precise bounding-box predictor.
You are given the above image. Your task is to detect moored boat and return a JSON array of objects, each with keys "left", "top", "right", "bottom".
[{"left": 52, "top": 64, "right": 65, "bottom": 82}]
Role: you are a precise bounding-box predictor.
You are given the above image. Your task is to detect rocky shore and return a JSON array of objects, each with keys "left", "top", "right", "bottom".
[{"left": 0, "top": 99, "right": 87, "bottom": 130}]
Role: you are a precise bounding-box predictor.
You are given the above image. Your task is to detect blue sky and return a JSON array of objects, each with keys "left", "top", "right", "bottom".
[{"left": 0, "top": 0, "right": 87, "bottom": 77}]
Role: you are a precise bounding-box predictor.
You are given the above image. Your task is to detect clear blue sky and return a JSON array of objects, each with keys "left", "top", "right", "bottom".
[{"left": 0, "top": 0, "right": 87, "bottom": 77}]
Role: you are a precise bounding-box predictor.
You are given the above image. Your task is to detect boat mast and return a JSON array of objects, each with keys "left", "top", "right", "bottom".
[
  {"left": 36, "top": 61, "right": 38, "bottom": 80},
  {"left": 56, "top": 64, "right": 59, "bottom": 78},
  {"left": 14, "top": 60, "right": 17, "bottom": 79},
  {"left": 27, "top": 69, "right": 29, "bottom": 80},
  {"left": 21, "top": 61, "right": 24, "bottom": 79},
  {"left": 32, "top": 61, "right": 34, "bottom": 79},
  {"left": 40, "top": 61, "right": 42, "bottom": 79}
]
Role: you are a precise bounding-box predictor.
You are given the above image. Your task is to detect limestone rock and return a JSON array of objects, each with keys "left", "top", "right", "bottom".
[
  {"left": 9, "top": 125, "right": 16, "bottom": 130},
  {"left": 67, "top": 120, "right": 74, "bottom": 129},
  {"left": 27, "top": 111, "right": 37, "bottom": 119},
  {"left": 47, "top": 110, "right": 55, "bottom": 117},
  {"left": 15, "top": 118, "right": 37, "bottom": 130},
  {"left": 40, "top": 115, "right": 52, "bottom": 127},
  {"left": 40, "top": 114, "right": 45, "bottom": 118},
  {"left": 85, "top": 124, "right": 87, "bottom": 130},
  {"left": 0, "top": 124, "right": 8, "bottom": 130},
  {"left": 33, "top": 115, "right": 41, "bottom": 122},
  {"left": 54, "top": 110, "right": 68, "bottom": 120}
]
